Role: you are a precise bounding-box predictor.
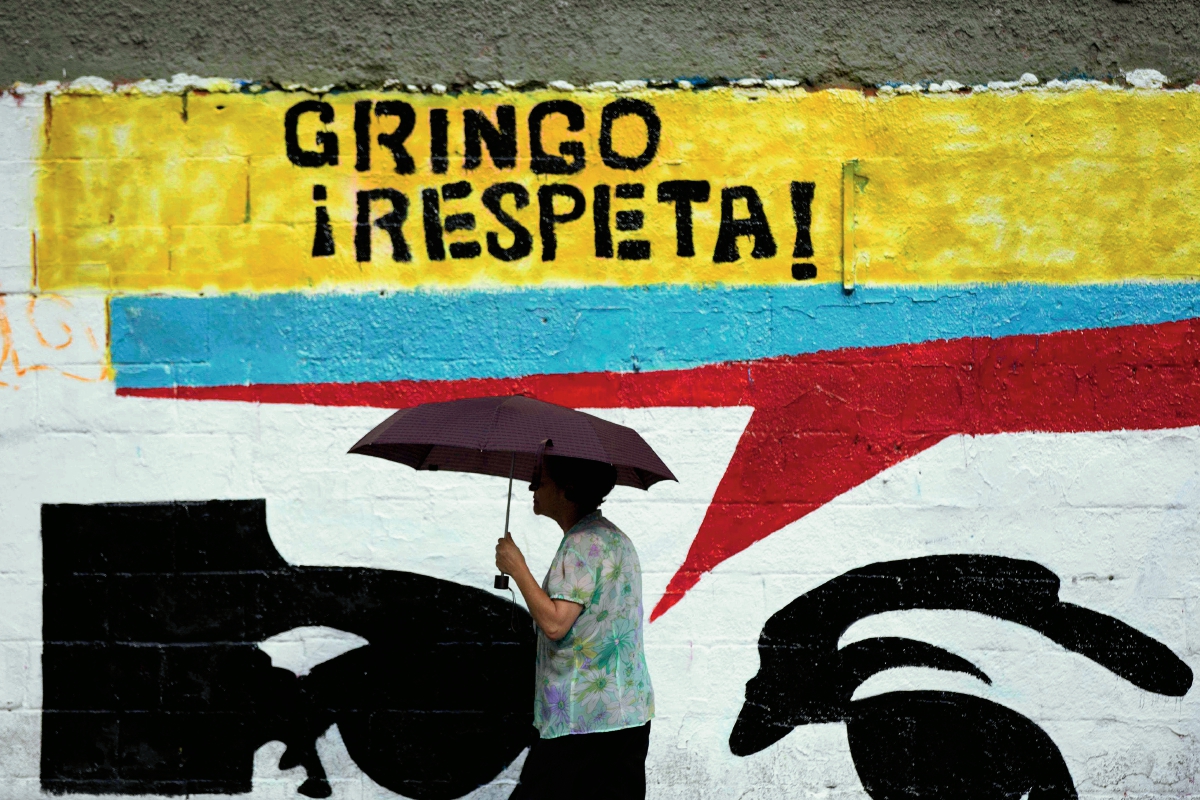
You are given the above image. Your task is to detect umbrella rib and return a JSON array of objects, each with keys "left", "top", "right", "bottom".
[{"left": 482, "top": 398, "right": 507, "bottom": 453}]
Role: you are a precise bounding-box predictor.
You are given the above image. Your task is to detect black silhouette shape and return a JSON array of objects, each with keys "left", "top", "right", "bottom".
[
  {"left": 730, "top": 555, "right": 1193, "bottom": 800},
  {"left": 848, "top": 691, "right": 1076, "bottom": 800},
  {"left": 41, "top": 500, "right": 535, "bottom": 797}
]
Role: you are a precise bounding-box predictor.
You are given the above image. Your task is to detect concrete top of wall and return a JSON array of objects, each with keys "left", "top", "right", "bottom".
[{"left": 4, "top": 0, "right": 1200, "bottom": 88}]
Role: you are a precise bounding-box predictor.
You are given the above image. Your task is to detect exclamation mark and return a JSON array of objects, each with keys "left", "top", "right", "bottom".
[
  {"left": 312, "top": 185, "right": 335, "bottom": 257},
  {"left": 790, "top": 181, "right": 816, "bottom": 280}
]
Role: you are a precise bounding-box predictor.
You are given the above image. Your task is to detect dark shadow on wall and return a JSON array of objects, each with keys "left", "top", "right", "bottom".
[
  {"left": 731, "top": 555, "right": 1194, "bottom": 800},
  {"left": 41, "top": 500, "right": 536, "bottom": 798}
]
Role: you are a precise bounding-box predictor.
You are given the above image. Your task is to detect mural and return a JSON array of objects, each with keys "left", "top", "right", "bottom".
[{"left": 0, "top": 80, "right": 1197, "bottom": 798}]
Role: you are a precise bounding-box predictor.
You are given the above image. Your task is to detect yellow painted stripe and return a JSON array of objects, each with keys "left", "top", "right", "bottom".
[{"left": 35, "top": 88, "right": 1200, "bottom": 292}]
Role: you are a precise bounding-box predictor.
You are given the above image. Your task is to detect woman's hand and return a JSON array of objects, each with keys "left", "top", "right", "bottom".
[
  {"left": 495, "top": 531, "right": 527, "bottom": 576},
  {"left": 496, "top": 532, "right": 583, "bottom": 640}
]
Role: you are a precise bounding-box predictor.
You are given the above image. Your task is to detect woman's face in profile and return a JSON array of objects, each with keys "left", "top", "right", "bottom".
[{"left": 531, "top": 471, "right": 566, "bottom": 519}]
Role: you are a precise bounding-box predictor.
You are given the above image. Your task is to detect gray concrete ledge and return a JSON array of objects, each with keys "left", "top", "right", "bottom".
[{"left": 4, "top": 0, "right": 1200, "bottom": 88}]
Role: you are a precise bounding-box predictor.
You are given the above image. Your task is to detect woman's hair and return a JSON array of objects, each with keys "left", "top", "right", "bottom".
[{"left": 542, "top": 455, "right": 618, "bottom": 512}]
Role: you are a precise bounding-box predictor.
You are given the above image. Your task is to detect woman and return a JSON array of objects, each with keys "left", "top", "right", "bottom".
[{"left": 495, "top": 454, "right": 655, "bottom": 800}]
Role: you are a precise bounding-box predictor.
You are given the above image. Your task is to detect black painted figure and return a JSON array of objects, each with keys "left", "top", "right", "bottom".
[
  {"left": 41, "top": 500, "right": 535, "bottom": 798},
  {"left": 730, "top": 555, "right": 1193, "bottom": 800},
  {"left": 849, "top": 692, "right": 1075, "bottom": 800}
]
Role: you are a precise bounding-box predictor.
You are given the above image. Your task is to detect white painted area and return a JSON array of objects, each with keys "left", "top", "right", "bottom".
[
  {"left": 0, "top": 94, "right": 37, "bottom": 296},
  {"left": 1125, "top": 69, "right": 1169, "bottom": 90},
  {"left": 1, "top": 366, "right": 1197, "bottom": 797},
  {"left": 258, "top": 627, "right": 370, "bottom": 677}
]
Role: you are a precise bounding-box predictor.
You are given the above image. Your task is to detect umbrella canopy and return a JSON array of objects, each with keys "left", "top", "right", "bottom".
[{"left": 348, "top": 395, "right": 676, "bottom": 490}]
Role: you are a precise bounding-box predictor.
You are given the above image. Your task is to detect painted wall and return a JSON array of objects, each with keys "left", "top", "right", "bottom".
[{"left": 1, "top": 77, "right": 1199, "bottom": 799}]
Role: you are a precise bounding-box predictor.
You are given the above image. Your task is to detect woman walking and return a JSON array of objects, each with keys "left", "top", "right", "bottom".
[{"left": 496, "top": 453, "right": 655, "bottom": 800}]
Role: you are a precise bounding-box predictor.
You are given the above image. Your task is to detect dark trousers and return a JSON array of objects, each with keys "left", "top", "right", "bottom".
[{"left": 510, "top": 721, "right": 651, "bottom": 800}]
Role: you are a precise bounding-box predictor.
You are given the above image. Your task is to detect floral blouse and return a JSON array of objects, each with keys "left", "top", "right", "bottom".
[{"left": 534, "top": 510, "right": 655, "bottom": 738}]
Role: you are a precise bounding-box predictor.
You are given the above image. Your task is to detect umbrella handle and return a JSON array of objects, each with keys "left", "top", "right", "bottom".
[{"left": 495, "top": 452, "right": 516, "bottom": 591}]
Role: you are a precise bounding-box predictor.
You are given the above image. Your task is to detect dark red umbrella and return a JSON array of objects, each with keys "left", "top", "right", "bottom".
[
  {"left": 349, "top": 394, "right": 675, "bottom": 488},
  {"left": 348, "top": 395, "right": 676, "bottom": 588}
]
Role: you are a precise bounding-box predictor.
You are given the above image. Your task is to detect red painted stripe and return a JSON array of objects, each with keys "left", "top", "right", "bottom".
[
  {"left": 118, "top": 319, "right": 1200, "bottom": 620},
  {"left": 116, "top": 365, "right": 754, "bottom": 408}
]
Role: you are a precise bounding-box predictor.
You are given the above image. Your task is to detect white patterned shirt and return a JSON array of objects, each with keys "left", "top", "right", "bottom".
[{"left": 533, "top": 511, "right": 655, "bottom": 738}]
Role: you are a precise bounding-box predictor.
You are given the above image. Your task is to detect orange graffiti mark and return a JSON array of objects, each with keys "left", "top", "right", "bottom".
[
  {"left": 58, "top": 370, "right": 99, "bottom": 382},
  {"left": 0, "top": 292, "right": 104, "bottom": 387},
  {"left": 0, "top": 295, "right": 35, "bottom": 379},
  {"left": 27, "top": 294, "right": 74, "bottom": 350}
]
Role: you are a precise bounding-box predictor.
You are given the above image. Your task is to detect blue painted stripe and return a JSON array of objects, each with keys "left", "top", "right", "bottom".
[{"left": 110, "top": 282, "right": 1200, "bottom": 389}]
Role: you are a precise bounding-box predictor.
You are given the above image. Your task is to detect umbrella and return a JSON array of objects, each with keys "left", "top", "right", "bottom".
[{"left": 349, "top": 395, "right": 676, "bottom": 589}]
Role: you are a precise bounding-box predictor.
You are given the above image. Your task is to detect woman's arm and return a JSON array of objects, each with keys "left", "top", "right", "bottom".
[{"left": 496, "top": 532, "right": 583, "bottom": 640}]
